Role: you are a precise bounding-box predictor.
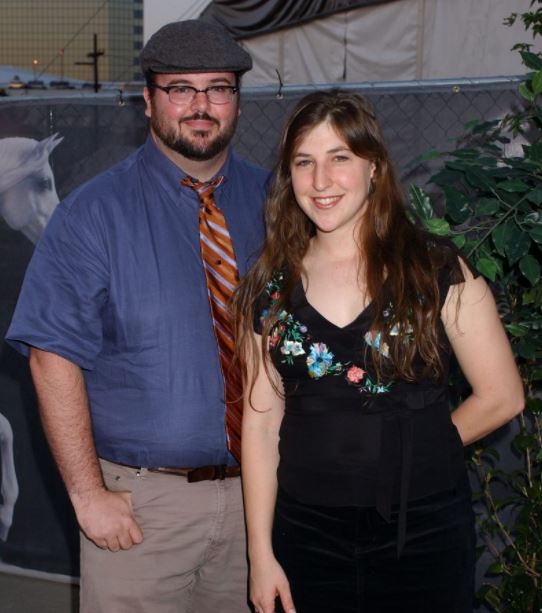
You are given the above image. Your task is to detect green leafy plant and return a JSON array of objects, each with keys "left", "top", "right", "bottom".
[{"left": 408, "top": 3, "right": 542, "bottom": 610}]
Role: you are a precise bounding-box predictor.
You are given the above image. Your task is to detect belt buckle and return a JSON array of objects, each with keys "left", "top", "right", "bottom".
[{"left": 186, "top": 464, "right": 227, "bottom": 483}]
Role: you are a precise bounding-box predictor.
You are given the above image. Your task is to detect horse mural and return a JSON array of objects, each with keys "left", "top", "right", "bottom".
[
  {"left": 0, "top": 133, "right": 62, "bottom": 544},
  {"left": 0, "top": 413, "right": 18, "bottom": 542},
  {"left": 0, "top": 133, "right": 63, "bottom": 244}
]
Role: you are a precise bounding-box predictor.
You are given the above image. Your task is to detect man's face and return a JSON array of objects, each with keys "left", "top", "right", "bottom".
[{"left": 144, "top": 72, "right": 240, "bottom": 161}]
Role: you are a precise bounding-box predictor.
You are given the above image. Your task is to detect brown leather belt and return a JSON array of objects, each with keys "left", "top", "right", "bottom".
[
  {"left": 109, "top": 460, "right": 241, "bottom": 483},
  {"left": 148, "top": 464, "right": 240, "bottom": 483}
]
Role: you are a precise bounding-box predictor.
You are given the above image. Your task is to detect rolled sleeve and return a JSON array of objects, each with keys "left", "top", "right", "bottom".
[{"left": 6, "top": 196, "right": 109, "bottom": 370}]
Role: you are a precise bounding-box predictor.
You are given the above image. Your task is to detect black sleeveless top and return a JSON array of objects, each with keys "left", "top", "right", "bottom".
[{"left": 255, "top": 249, "right": 475, "bottom": 552}]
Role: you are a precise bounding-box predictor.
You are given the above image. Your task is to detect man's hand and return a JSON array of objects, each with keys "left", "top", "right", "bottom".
[
  {"left": 72, "top": 488, "right": 143, "bottom": 552},
  {"left": 29, "top": 349, "right": 143, "bottom": 552}
]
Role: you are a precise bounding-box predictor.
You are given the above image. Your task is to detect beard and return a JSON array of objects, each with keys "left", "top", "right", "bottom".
[{"left": 150, "top": 109, "right": 238, "bottom": 161}]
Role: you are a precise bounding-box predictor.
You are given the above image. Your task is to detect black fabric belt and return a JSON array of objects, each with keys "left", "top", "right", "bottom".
[{"left": 112, "top": 461, "right": 241, "bottom": 483}]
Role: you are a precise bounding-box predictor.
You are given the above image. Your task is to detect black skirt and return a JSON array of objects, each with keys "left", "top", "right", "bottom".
[{"left": 272, "top": 474, "right": 475, "bottom": 613}]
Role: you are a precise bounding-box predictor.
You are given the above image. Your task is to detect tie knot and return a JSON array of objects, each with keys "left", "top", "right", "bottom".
[{"left": 182, "top": 175, "right": 224, "bottom": 201}]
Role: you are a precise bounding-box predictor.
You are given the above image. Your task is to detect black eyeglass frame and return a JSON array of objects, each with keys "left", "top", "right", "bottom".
[{"left": 149, "top": 83, "right": 239, "bottom": 105}]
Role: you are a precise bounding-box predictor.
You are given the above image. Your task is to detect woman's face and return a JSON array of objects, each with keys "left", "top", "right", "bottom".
[{"left": 290, "top": 120, "right": 375, "bottom": 237}]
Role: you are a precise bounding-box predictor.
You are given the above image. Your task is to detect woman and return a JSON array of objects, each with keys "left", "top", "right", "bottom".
[{"left": 234, "top": 90, "right": 523, "bottom": 613}]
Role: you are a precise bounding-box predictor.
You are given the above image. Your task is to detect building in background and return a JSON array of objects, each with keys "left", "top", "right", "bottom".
[{"left": 0, "top": 0, "right": 143, "bottom": 84}]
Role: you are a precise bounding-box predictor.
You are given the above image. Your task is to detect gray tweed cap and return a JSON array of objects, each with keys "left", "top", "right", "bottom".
[{"left": 140, "top": 20, "right": 252, "bottom": 76}]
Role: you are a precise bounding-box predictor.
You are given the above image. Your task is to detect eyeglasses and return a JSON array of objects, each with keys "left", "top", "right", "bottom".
[{"left": 150, "top": 83, "right": 239, "bottom": 105}]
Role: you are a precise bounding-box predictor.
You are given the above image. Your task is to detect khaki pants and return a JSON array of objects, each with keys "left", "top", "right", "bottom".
[{"left": 80, "top": 459, "right": 249, "bottom": 613}]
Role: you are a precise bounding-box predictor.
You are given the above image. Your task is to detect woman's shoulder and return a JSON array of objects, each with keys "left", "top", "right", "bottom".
[{"left": 425, "top": 234, "right": 478, "bottom": 286}]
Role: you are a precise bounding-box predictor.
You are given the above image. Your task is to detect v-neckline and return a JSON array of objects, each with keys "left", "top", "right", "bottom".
[{"left": 295, "top": 280, "right": 373, "bottom": 331}]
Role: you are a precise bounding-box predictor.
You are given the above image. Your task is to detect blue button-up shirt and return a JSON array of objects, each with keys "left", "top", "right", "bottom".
[{"left": 6, "top": 137, "right": 268, "bottom": 467}]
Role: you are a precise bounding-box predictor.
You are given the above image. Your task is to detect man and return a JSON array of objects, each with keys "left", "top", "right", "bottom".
[{"left": 6, "top": 20, "right": 267, "bottom": 613}]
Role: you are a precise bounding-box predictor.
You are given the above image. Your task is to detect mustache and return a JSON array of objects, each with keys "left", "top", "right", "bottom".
[{"left": 180, "top": 113, "right": 219, "bottom": 126}]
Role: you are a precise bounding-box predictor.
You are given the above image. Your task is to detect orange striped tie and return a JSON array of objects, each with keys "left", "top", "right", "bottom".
[{"left": 182, "top": 175, "right": 243, "bottom": 462}]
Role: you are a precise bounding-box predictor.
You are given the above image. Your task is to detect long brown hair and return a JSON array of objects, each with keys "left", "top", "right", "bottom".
[{"left": 234, "top": 90, "right": 453, "bottom": 395}]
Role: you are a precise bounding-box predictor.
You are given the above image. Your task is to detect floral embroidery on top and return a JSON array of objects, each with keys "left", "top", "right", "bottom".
[
  {"left": 258, "top": 271, "right": 388, "bottom": 393},
  {"left": 275, "top": 311, "right": 307, "bottom": 365},
  {"left": 281, "top": 340, "right": 305, "bottom": 357},
  {"left": 363, "top": 303, "right": 413, "bottom": 358},
  {"left": 271, "top": 311, "right": 348, "bottom": 377},
  {"left": 306, "top": 343, "right": 345, "bottom": 379},
  {"left": 364, "top": 331, "right": 390, "bottom": 358},
  {"left": 345, "top": 364, "right": 391, "bottom": 394}
]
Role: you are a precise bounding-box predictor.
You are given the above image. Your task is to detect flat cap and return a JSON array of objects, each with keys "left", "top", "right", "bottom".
[{"left": 140, "top": 20, "right": 252, "bottom": 76}]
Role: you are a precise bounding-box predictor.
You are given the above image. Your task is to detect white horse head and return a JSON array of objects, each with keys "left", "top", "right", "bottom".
[{"left": 0, "top": 134, "right": 63, "bottom": 244}]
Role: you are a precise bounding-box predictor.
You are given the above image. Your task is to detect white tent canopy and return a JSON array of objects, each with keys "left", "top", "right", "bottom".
[
  {"left": 143, "top": 0, "right": 541, "bottom": 86},
  {"left": 240, "top": 0, "right": 541, "bottom": 86}
]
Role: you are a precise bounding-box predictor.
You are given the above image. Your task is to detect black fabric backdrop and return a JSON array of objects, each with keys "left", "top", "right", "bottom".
[{"left": 200, "top": 0, "right": 399, "bottom": 39}]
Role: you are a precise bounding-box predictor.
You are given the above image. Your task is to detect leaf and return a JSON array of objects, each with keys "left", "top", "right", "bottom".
[
  {"left": 513, "top": 432, "right": 537, "bottom": 451},
  {"left": 451, "top": 148, "right": 481, "bottom": 159},
  {"left": 520, "top": 51, "right": 542, "bottom": 70},
  {"left": 462, "top": 238, "right": 479, "bottom": 255},
  {"left": 531, "top": 70, "right": 542, "bottom": 95},
  {"left": 465, "top": 168, "right": 497, "bottom": 192},
  {"left": 519, "top": 81, "right": 535, "bottom": 102},
  {"left": 522, "top": 285, "right": 542, "bottom": 306},
  {"left": 447, "top": 159, "right": 477, "bottom": 173},
  {"left": 525, "top": 396, "right": 542, "bottom": 412},
  {"left": 492, "top": 220, "right": 527, "bottom": 263},
  {"left": 443, "top": 185, "right": 470, "bottom": 223},
  {"left": 418, "top": 150, "right": 441, "bottom": 162},
  {"left": 529, "top": 226, "right": 542, "bottom": 243},
  {"left": 505, "top": 323, "right": 529, "bottom": 337},
  {"left": 527, "top": 188, "right": 542, "bottom": 205},
  {"left": 408, "top": 185, "right": 434, "bottom": 221},
  {"left": 476, "top": 257, "right": 498, "bottom": 281},
  {"left": 523, "top": 140, "right": 542, "bottom": 163},
  {"left": 480, "top": 447, "right": 500, "bottom": 462},
  {"left": 425, "top": 218, "right": 451, "bottom": 236},
  {"left": 470, "top": 119, "right": 500, "bottom": 134},
  {"left": 496, "top": 179, "right": 530, "bottom": 193},
  {"left": 486, "top": 562, "right": 505, "bottom": 575},
  {"left": 482, "top": 587, "right": 502, "bottom": 610},
  {"left": 451, "top": 234, "right": 466, "bottom": 249},
  {"left": 500, "top": 189, "right": 524, "bottom": 209},
  {"left": 476, "top": 156, "right": 499, "bottom": 168},
  {"left": 519, "top": 254, "right": 541, "bottom": 286},
  {"left": 475, "top": 198, "right": 500, "bottom": 216},
  {"left": 492, "top": 223, "right": 508, "bottom": 256},
  {"left": 505, "top": 225, "right": 531, "bottom": 264},
  {"left": 517, "top": 338, "right": 537, "bottom": 360}
]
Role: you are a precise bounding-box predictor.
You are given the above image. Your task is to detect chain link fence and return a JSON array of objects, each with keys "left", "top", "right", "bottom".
[{"left": 0, "top": 76, "right": 525, "bottom": 200}]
